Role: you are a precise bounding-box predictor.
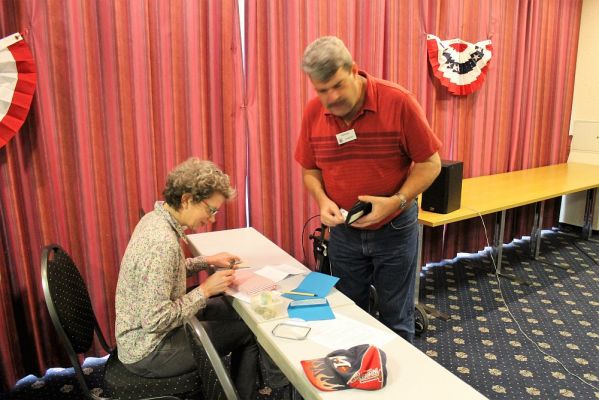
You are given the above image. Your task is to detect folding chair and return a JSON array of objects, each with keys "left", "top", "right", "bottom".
[
  {"left": 41, "top": 243, "right": 201, "bottom": 399},
  {"left": 184, "top": 316, "right": 239, "bottom": 400}
]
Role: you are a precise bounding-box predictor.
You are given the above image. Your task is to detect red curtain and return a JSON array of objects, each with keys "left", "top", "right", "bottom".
[
  {"left": 244, "top": 0, "right": 581, "bottom": 266},
  {"left": 0, "top": 0, "right": 245, "bottom": 390}
]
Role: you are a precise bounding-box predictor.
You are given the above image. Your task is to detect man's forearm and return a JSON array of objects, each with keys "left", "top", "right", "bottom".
[
  {"left": 395, "top": 152, "right": 442, "bottom": 201},
  {"left": 302, "top": 168, "right": 329, "bottom": 206}
]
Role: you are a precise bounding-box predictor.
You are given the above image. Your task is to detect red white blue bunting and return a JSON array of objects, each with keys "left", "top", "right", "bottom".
[
  {"left": 0, "top": 32, "right": 37, "bottom": 148},
  {"left": 426, "top": 34, "right": 492, "bottom": 96}
]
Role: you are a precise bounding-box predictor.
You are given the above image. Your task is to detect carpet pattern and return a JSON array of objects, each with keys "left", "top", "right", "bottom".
[
  {"left": 413, "top": 229, "right": 599, "bottom": 399},
  {"left": 2, "top": 356, "right": 288, "bottom": 400}
]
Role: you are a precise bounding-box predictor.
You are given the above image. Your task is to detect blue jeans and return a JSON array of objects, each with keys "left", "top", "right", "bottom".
[{"left": 328, "top": 201, "right": 419, "bottom": 343}]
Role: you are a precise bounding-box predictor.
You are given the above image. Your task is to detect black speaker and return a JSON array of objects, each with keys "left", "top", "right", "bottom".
[{"left": 421, "top": 160, "right": 463, "bottom": 214}]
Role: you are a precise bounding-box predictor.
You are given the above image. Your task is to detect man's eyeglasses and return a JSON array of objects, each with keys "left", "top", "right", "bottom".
[{"left": 201, "top": 200, "right": 219, "bottom": 216}]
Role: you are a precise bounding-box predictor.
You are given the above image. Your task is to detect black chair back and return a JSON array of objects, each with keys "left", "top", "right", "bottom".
[
  {"left": 41, "top": 244, "right": 199, "bottom": 400},
  {"left": 42, "top": 244, "right": 111, "bottom": 398}
]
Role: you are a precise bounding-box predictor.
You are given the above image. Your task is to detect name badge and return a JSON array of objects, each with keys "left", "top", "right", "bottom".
[{"left": 336, "top": 129, "right": 357, "bottom": 145}]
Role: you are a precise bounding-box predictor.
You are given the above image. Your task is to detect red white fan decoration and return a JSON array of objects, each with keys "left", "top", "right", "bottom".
[
  {"left": 0, "top": 32, "right": 37, "bottom": 148},
  {"left": 426, "top": 34, "right": 492, "bottom": 96}
]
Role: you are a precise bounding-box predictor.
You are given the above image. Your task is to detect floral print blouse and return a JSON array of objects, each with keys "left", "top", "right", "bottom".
[{"left": 115, "top": 201, "right": 208, "bottom": 364}]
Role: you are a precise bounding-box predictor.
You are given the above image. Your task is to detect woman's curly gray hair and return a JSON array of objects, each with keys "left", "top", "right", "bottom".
[{"left": 163, "top": 158, "right": 235, "bottom": 210}]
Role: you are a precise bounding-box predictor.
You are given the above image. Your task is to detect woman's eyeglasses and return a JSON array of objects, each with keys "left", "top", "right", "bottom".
[{"left": 201, "top": 200, "right": 219, "bottom": 216}]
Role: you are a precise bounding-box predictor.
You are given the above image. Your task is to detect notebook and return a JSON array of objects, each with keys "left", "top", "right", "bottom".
[{"left": 231, "top": 269, "right": 277, "bottom": 296}]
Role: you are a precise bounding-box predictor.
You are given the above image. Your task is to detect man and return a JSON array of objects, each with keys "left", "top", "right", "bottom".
[{"left": 294, "top": 36, "right": 442, "bottom": 343}]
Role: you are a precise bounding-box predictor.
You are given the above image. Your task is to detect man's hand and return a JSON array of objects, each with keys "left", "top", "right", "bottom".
[
  {"left": 350, "top": 195, "right": 401, "bottom": 228},
  {"left": 350, "top": 153, "right": 441, "bottom": 228},
  {"left": 319, "top": 197, "right": 345, "bottom": 227},
  {"left": 302, "top": 168, "right": 344, "bottom": 227}
]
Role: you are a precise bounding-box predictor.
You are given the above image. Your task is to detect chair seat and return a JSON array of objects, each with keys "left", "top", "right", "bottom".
[{"left": 103, "top": 350, "right": 201, "bottom": 399}]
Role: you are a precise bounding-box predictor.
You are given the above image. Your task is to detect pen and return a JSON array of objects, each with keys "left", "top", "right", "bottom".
[
  {"left": 281, "top": 290, "right": 317, "bottom": 297},
  {"left": 222, "top": 260, "right": 251, "bottom": 269},
  {"left": 215, "top": 265, "right": 251, "bottom": 270}
]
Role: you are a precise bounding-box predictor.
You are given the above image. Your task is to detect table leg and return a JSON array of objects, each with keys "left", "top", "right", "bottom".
[
  {"left": 415, "top": 224, "right": 423, "bottom": 305},
  {"left": 530, "top": 201, "right": 545, "bottom": 259},
  {"left": 531, "top": 201, "right": 569, "bottom": 271},
  {"left": 582, "top": 189, "right": 596, "bottom": 240},
  {"left": 416, "top": 224, "right": 449, "bottom": 321},
  {"left": 493, "top": 210, "right": 506, "bottom": 273},
  {"left": 494, "top": 210, "right": 532, "bottom": 285}
]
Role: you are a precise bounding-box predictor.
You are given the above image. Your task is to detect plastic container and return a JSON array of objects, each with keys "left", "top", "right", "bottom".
[{"left": 250, "top": 291, "right": 285, "bottom": 320}]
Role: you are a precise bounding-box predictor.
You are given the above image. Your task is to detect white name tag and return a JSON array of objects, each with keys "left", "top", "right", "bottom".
[{"left": 336, "top": 129, "right": 357, "bottom": 145}]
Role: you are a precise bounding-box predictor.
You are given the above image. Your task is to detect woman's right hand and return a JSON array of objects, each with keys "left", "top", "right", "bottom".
[{"left": 199, "top": 269, "right": 236, "bottom": 297}]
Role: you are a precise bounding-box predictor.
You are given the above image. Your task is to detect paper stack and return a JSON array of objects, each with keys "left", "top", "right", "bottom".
[{"left": 231, "top": 269, "right": 277, "bottom": 296}]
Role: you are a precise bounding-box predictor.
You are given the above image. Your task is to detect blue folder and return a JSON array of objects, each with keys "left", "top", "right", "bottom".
[
  {"left": 284, "top": 272, "right": 339, "bottom": 321},
  {"left": 282, "top": 271, "right": 339, "bottom": 301}
]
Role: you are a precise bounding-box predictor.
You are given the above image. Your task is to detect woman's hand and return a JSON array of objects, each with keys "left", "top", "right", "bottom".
[
  {"left": 200, "top": 269, "right": 236, "bottom": 297},
  {"left": 204, "top": 252, "right": 241, "bottom": 269}
]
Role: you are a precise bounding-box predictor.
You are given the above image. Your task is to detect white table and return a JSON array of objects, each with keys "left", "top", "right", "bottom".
[
  {"left": 187, "top": 227, "right": 354, "bottom": 313},
  {"left": 188, "top": 227, "right": 487, "bottom": 400}
]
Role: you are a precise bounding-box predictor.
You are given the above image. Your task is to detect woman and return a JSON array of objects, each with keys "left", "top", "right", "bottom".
[{"left": 115, "top": 157, "right": 257, "bottom": 399}]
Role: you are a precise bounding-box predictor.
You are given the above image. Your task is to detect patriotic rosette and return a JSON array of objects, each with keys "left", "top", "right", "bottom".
[
  {"left": 427, "top": 34, "right": 492, "bottom": 96},
  {"left": 0, "top": 32, "right": 37, "bottom": 148}
]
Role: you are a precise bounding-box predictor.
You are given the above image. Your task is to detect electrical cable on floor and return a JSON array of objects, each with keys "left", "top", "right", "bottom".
[
  {"left": 468, "top": 208, "right": 599, "bottom": 391},
  {"left": 570, "top": 240, "right": 599, "bottom": 266},
  {"left": 531, "top": 258, "right": 571, "bottom": 270},
  {"left": 556, "top": 229, "right": 599, "bottom": 265}
]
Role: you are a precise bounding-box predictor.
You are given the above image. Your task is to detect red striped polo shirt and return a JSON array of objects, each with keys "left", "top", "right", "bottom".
[{"left": 295, "top": 71, "right": 441, "bottom": 228}]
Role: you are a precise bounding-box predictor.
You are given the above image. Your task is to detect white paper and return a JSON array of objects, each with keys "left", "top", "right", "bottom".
[
  {"left": 254, "top": 265, "right": 292, "bottom": 283},
  {"left": 226, "top": 289, "right": 251, "bottom": 303},
  {"left": 225, "top": 264, "right": 309, "bottom": 303},
  {"left": 271, "top": 263, "right": 307, "bottom": 276},
  {"left": 306, "top": 313, "right": 396, "bottom": 350}
]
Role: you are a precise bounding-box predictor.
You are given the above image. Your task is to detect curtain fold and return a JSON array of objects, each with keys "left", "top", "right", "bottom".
[{"left": 0, "top": 0, "right": 245, "bottom": 389}]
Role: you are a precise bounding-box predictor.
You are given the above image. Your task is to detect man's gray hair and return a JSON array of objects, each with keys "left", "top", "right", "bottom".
[{"left": 302, "top": 36, "right": 353, "bottom": 81}]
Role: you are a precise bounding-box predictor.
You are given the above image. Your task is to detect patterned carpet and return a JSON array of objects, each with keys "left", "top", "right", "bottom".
[
  {"left": 2, "top": 355, "right": 288, "bottom": 400},
  {"left": 413, "top": 228, "right": 599, "bottom": 399},
  {"left": 3, "top": 228, "right": 598, "bottom": 399}
]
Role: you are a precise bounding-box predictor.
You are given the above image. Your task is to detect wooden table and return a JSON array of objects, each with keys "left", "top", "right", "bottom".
[{"left": 415, "top": 162, "right": 599, "bottom": 312}]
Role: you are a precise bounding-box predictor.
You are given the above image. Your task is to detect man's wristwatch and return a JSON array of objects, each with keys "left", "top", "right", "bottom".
[{"left": 393, "top": 192, "right": 408, "bottom": 211}]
